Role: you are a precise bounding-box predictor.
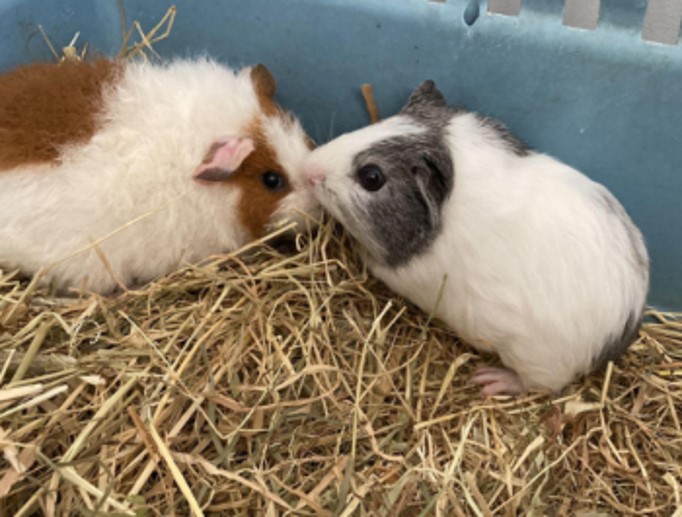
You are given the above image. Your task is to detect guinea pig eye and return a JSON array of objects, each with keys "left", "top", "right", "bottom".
[
  {"left": 262, "top": 171, "right": 287, "bottom": 191},
  {"left": 357, "top": 165, "right": 386, "bottom": 192}
]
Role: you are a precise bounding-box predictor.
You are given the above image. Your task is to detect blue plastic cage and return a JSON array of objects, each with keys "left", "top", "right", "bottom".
[{"left": 1, "top": 0, "right": 680, "bottom": 309}]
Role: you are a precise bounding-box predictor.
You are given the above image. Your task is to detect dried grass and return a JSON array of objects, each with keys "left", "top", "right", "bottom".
[
  {"left": 0, "top": 218, "right": 680, "bottom": 516},
  {"left": 37, "top": 3, "right": 177, "bottom": 64}
]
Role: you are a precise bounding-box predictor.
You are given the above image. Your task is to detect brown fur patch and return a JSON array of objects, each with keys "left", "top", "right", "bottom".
[
  {"left": 219, "top": 65, "right": 307, "bottom": 238},
  {"left": 0, "top": 59, "right": 121, "bottom": 171},
  {"left": 226, "top": 121, "right": 291, "bottom": 238}
]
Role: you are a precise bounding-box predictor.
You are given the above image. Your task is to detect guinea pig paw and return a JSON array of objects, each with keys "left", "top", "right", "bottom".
[{"left": 470, "top": 367, "right": 525, "bottom": 396}]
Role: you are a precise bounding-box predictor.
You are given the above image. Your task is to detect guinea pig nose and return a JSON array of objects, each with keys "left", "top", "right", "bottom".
[{"left": 304, "top": 165, "right": 326, "bottom": 186}]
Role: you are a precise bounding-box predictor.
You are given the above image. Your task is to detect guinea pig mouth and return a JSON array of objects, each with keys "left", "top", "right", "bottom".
[
  {"left": 312, "top": 183, "right": 339, "bottom": 210},
  {"left": 310, "top": 180, "right": 330, "bottom": 198},
  {"left": 327, "top": 198, "right": 387, "bottom": 265}
]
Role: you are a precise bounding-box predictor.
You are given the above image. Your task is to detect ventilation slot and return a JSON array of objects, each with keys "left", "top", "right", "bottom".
[
  {"left": 563, "top": 0, "right": 600, "bottom": 30},
  {"left": 642, "top": 0, "right": 682, "bottom": 45},
  {"left": 488, "top": 0, "right": 522, "bottom": 16}
]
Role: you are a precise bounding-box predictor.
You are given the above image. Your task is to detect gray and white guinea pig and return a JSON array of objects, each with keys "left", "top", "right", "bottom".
[
  {"left": 303, "top": 81, "right": 649, "bottom": 395},
  {"left": 0, "top": 57, "right": 318, "bottom": 293}
]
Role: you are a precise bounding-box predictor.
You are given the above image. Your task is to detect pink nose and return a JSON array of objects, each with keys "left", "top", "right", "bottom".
[{"left": 304, "top": 165, "right": 326, "bottom": 186}]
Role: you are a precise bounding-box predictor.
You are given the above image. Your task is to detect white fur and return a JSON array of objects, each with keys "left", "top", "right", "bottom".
[
  {"left": 307, "top": 112, "right": 649, "bottom": 392},
  {"left": 0, "top": 58, "right": 316, "bottom": 293}
]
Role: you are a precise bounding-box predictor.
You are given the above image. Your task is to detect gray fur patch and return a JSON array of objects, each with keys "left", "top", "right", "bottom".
[
  {"left": 403, "top": 80, "right": 529, "bottom": 157},
  {"left": 592, "top": 309, "right": 643, "bottom": 371},
  {"left": 476, "top": 115, "right": 530, "bottom": 157},
  {"left": 590, "top": 189, "right": 648, "bottom": 370},
  {"left": 597, "top": 187, "right": 649, "bottom": 278},
  {"left": 350, "top": 127, "right": 454, "bottom": 268}
]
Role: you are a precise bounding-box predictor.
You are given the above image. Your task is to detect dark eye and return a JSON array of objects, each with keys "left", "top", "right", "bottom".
[
  {"left": 262, "top": 171, "right": 287, "bottom": 191},
  {"left": 357, "top": 164, "right": 386, "bottom": 192}
]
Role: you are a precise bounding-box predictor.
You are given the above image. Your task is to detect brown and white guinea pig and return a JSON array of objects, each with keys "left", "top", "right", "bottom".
[
  {"left": 0, "top": 57, "right": 318, "bottom": 293},
  {"left": 303, "top": 81, "right": 649, "bottom": 396}
]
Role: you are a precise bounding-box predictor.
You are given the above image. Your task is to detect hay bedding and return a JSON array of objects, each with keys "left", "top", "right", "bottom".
[
  {"left": 1, "top": 8, "right": 682, "bottom": 517},
  {"left": 0, "top": 218, "right": 681, "bottom": 516}
]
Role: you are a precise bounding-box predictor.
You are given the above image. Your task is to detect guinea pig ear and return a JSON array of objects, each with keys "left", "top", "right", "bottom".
[
  {"left": 193, "top": 136, "right": 255, "bottom": 182},
  {"left": 251, "top": 64, "right": 277, "bottom": 99},
  {"left": 411, "top": 152, "right": 452, "bottom": 215},
  {"left": 401, "top": 80, "right": 447, "bottom": 116},
  {"left": 250, "top": 64, "right": 279, "bottom": 116}
]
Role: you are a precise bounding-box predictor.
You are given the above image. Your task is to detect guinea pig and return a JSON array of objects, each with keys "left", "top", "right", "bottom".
[
  {"left": 303, "top": 81, "right": 649, "bottom": 395},
  {"left": 0, "top": 57, "right": 317, "bottom": 293}
]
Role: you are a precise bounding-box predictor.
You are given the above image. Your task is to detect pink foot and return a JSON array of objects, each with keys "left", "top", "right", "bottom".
[{"left": 470, "top": 367, "right": 525, "bottom": 396}]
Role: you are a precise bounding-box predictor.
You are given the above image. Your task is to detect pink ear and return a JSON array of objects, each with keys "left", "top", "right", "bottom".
[{"left": 193, "top": 136, "right": 255, "bottom": 182}]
